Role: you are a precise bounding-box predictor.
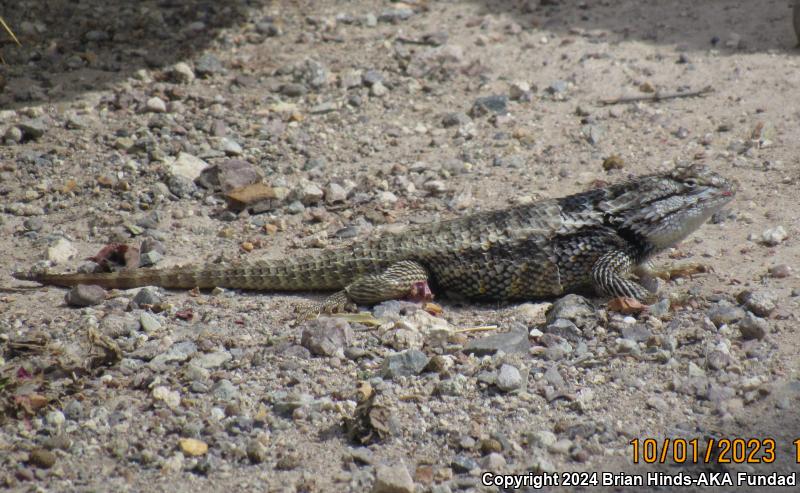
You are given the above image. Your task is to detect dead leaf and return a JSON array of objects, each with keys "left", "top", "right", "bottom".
[
  {"left": 225, "top": 183, "right": 279, "bottom": 206},
  {"left": 61, "top": 179, "right": 77, "bottom": 193},
  {"left": 344, "top": 392, "right": 394, "bottom": 444},
  {"left": 87, "top": 326, "right": 122, "bottom": 368},
  {"left": 666, "top": 264, "right": 710, "bottom": 279},
  {"left": 608, "top": 297, "right": 645, "bottom": 314},
  {"left": 14, "top": 393, "right": 49, "bottom": 414},
  {"left": 423, "top": 302, "right": 443, "bottom": 315},
  {"left": 88, "top": 243, "right": 140, "bottom": 271}
]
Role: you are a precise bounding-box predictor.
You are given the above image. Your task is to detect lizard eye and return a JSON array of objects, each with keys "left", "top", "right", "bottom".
[{"left": 685, "top": 179, "right": 697, "bottom": 188}]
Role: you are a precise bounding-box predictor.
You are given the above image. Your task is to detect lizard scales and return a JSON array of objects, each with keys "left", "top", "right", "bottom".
[{"left": 13, "top": 165, "right": 736, "bottom": 308}]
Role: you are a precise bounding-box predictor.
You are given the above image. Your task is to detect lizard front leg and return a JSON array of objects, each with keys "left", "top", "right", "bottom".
[
  {"left": 591, "top": 250, "right": 656, "bottom": 303},
  {"left": 309, "top": 260, "right": 431, "bottom": 316}
]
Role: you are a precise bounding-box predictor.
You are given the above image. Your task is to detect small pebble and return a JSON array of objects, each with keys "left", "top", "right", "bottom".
[{"left": 146, "top": 97, "right": 167, "bottom": 113}]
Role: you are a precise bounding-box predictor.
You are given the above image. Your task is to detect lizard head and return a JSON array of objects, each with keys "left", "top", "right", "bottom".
[{"left": 601, "top": 165, "right": 737, "bottom": 250}]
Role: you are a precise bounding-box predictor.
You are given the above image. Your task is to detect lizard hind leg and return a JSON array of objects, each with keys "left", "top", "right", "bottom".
[
  {"left": 591, "top": 250, "right": 656, "bottom": 303},
  {"left": 300, "top": 260, "right": 430, "bottom": 319},
  {"left": 344, "top": 260, "right": 430, "bottom": 304}
]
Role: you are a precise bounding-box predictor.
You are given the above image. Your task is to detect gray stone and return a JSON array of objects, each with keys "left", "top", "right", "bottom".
[
  {"left": 18, "top": 118, "right": 47, "bottom": 140},
  {"left": 280, "top": 83, "right": 307, "bottom": 97},
  {"left": 546, "top": 294, "right": 598, "bottom": 330},
  {"left": 133, "top": 287, "right": 162, "bottom": 306},
  {"left": 496, "top": 364, "right": 523, "bottom": 392},
  {"left": 543, "top": 318, "right": 581, "bottom": 341},
  {"left": 300, "top": 183, "right": 324, "bottom": 205},
  {"left": 139, "top": 250, "right": 163, "bottom": 267},
  {"left": 195, "top": 53, "right": 225, "bottom": 77},
  {"left": 738, "top": 312, "right": 768, "bottom": 340},
  {"left": 378, "top": 8, "right": 414, "bottom": 23},
  {"left": 139, "top": 312, "right": 162, "bottom": 333},
  {"left": 646, "top": 396, "right": 670, "bottom": 412},
  {"left": 441, "top": 112, "right": 471, "bottom": 128},
  {"left": 543, "top": 365, "right": 565, "bottom": 388},
  {"left": 450, "top": 455, "right": 479, "bottom": 473},
  {"left": 64, "top": 399, "right": 84, "bottom": 420},
  {"left": 707, "top": 300, "right": 745, "bottom": 326},
  {"left": 324, "top": 183, "right": 348, "bottom": 204},
  {"left": 300, "top": 317, "right": 353, "bottom": 357},
  {"left": 707, "top": 349, "right": 733, "bottom": 370},
  {"left": 546, "top": 80, "right": 568, "bottom": 95},
  {"left": 166, "top": 175, "right": 198, "bottom": 198},
  {"left": 255, "top": 19, "right": 282, "bottom": 36},
  {"left": 271, "top": 391, "right": 314, "bottom": 415},
  {"left": 211, "top": 379, "right": 239, "bottom": 400},
  {"left": 362, "top": 70, "right": 384, "bottom": 86},
  {"left": 65, "top": 285, "right": 106, "bottom": 307},
  {"left": 470, "top": 95, "right": 508, "bottom": 117},
  {"left": 195, "top": 159, "right": 263, "bottom": 193},
  {"left": 300, "top": 59, "right": 329, "bottom": 89},
  {"left": 463, "top": 329, "right": 529, "bottom": 356},
  {"left": 381, "top": 349, "right": 430, "bottom": 379},
  {"left": 192, "top": 351, "right": 233, "bottom": 369},
  {"left": 621, "top": 323, "right": 652, "bottom": 342}
]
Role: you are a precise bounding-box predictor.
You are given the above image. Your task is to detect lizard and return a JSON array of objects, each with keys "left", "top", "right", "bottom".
[{"left": 12, "top": 165, "right": 736, "bottom": 313}]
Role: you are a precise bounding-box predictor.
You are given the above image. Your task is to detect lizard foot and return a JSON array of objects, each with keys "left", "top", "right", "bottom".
[
  {"left": 296, "top": 290, "right": 358, "bottom": 321},
  {"left": 406, "top": 280, "right": 434, "bottom": 302},
  {"left": 637, "top": 262, "right": 711, "bottom": 282}
]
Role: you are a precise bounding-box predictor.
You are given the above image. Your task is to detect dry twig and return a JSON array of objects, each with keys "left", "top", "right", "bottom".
[{"left": 599, "top": 86, "right": 713, "bottom": 106}]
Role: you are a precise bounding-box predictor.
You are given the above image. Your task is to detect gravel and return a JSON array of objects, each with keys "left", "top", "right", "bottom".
[{"left": 0, "top": 1, "right": 794, "bottom": 492}]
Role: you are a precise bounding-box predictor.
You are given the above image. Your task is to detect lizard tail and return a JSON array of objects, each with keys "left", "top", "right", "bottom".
[
  {"left": 12, "top": 254, "right": 387, "bottom": 291},
  {"left": 12, "top": 266, "right": 233, "bottom": 290}
]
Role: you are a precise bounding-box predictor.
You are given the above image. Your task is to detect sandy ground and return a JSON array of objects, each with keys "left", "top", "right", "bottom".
[{"left": 0, "top": 1, "right": 799, "bottom": 492}]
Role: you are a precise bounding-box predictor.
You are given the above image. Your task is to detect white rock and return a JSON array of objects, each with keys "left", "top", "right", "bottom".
[
  {"left": 370, "top": 81, "right": 388, "bottom": 97},
  {"left": 171, "top": 62, "right": 195, "bottom": 83},
  {"left": 47, "top": 238, "right": 77, "bottom": 264},
  {"left": 152, "top": 386, "right": 181, "bottom": 409},
  {"left": 146, "top": 96, "right": 167, "bottom": 113},
  {"left": 376, "top": 191, "right": 398, "bottom": 204},
  {"left": 220, "top": 137, "right": 243, "bottom": 156},
  {"left": 169, "top": 152, "right": 209, "bottom": 181},
  {"left": 761, "top": 226, "right": 787, "bottom": 246}
]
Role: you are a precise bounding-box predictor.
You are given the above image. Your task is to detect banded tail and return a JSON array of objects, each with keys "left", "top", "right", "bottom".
[{"left": 12, "top": 252, "right": 396, "bottom": 292}]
